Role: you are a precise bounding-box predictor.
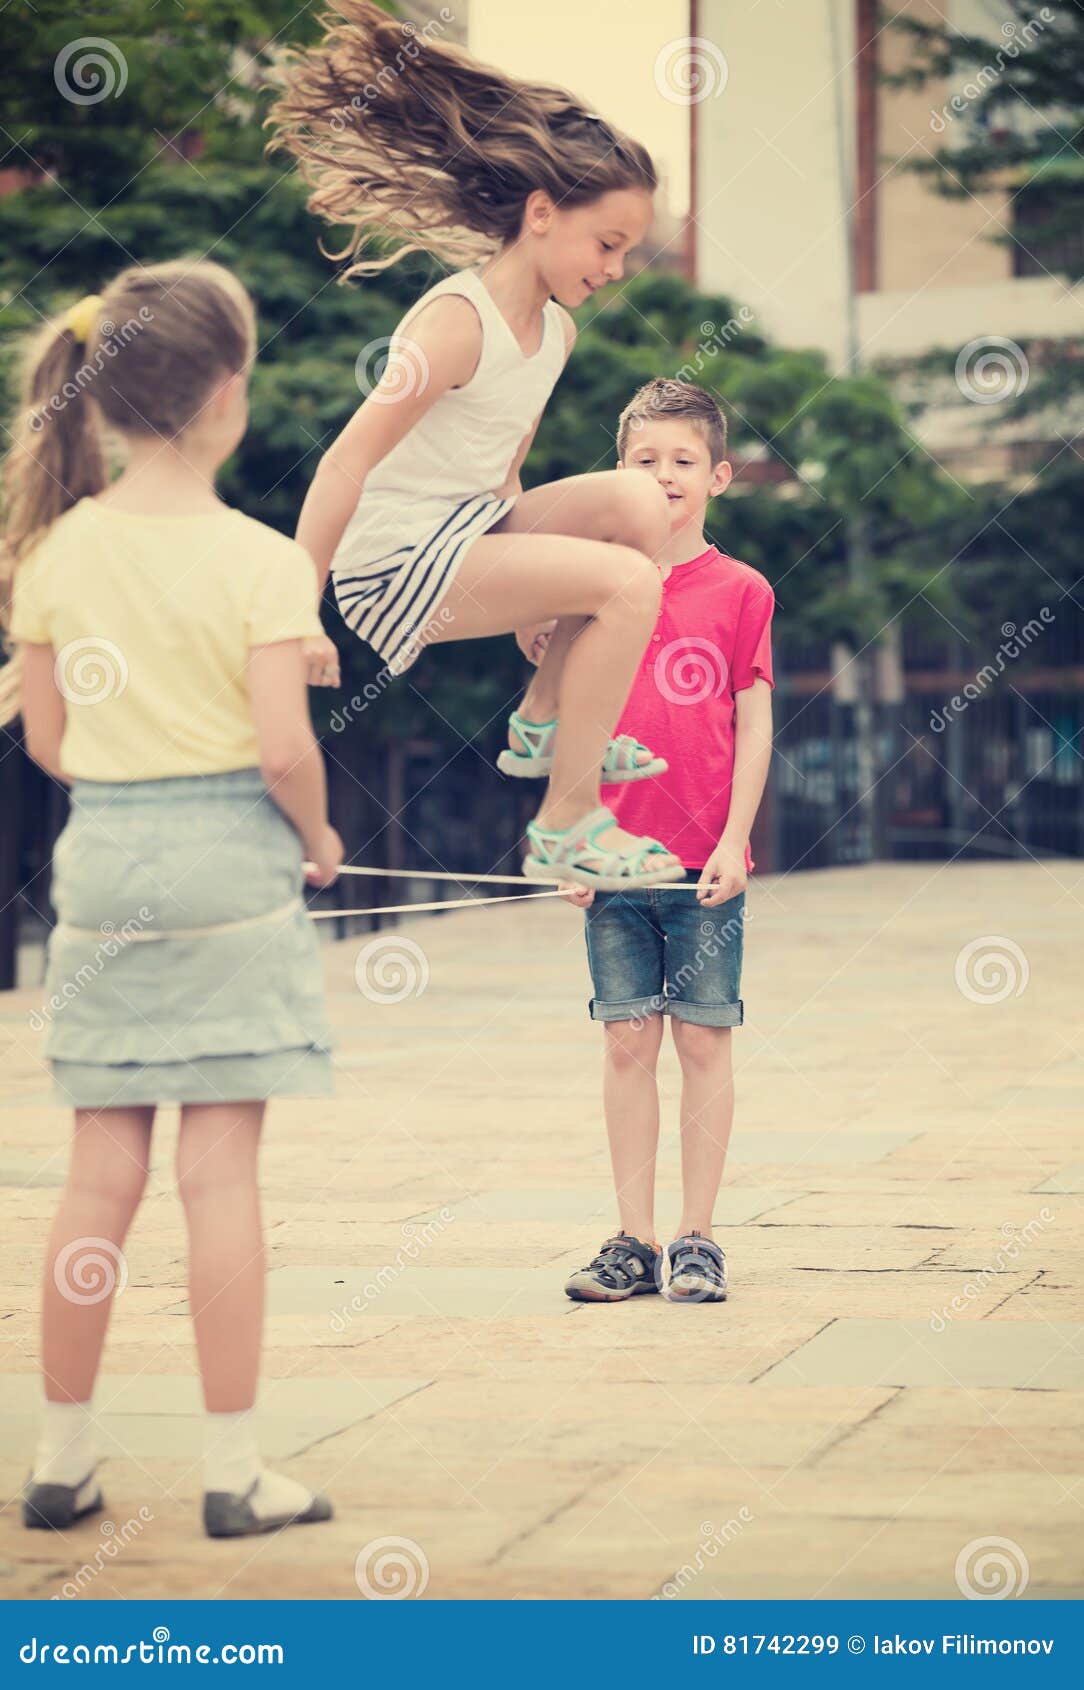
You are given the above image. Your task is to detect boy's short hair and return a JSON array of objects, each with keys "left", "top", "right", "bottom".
[{"left": 617, "top": 377, "right": 728, "bottom": 465}]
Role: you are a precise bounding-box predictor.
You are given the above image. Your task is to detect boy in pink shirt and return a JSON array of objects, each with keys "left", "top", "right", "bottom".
[{"left": 522, "top": 379, "right": 774, "bottom": 1303}]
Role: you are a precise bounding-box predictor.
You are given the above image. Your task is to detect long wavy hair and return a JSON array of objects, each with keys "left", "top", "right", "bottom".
[
  {"left": 0, "top": 260, "right": 255, "bottom": 724},
  {"left": 265, "top": 0, "right": 657, "bottom": 278}
]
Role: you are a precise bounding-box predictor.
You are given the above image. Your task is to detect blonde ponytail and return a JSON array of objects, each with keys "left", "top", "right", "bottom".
[{"left": 1, "top": 259, "right": 256, "bottom": 725}]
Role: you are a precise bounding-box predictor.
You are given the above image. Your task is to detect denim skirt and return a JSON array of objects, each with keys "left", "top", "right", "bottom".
[{"left": 41, "top": 768, "right": 334, "bottom": 1107}]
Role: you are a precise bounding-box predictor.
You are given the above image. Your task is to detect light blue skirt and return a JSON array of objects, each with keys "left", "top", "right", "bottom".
[{"left": 41, "top": 768, "right": 334, "bottom": 1107}]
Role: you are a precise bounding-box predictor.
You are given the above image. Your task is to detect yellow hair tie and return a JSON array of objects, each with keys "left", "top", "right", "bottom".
[{"left": 64, "top": 293, "right": 105, "bottom": 344}]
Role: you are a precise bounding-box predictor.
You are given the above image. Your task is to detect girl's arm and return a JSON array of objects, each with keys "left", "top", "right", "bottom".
[
  {"left": 20, "top": 643, "right": 69, "bottom": 784},
  {"left": 247, "top": 638, "right": 342, "bottom": 886},
  {"left": 297, "top": 294, "right": 484, "bottom": 591}
]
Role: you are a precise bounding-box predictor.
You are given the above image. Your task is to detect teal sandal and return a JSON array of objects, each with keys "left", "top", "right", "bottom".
[
  {"left": 523, "top": 806, "right": 685, "bottom": 892},
  {"left": 497, "top": 711, "right": 668, "bottom": 785}
]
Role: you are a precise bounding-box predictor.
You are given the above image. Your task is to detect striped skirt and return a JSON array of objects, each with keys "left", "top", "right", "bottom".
[
  {"left": 332, "top": 490, "right": 514, "bottom": 675},
  {"left": 40, "top": 769, "right": 334, "bottom": 1108}
]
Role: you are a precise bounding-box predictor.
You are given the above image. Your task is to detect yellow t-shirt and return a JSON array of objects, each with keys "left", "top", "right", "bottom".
[{"left": 9, "top": 498, "right": 323, "bottom": 782}]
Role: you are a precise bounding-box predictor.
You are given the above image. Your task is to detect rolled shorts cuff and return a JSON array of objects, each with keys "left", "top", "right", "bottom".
[
  {"left": 589, "top": 994, "right": 667, "bottom": 1023},
  {"left": 667, "top": 999, "right": 744, "bottom": 1027}
]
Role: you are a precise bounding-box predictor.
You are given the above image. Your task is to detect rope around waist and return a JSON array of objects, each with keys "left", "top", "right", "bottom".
[
  {"left": 51, "top": 866, "right": 710, "bottom": 940},
  {"left": 53, "top": 896, "right": 304, "bottom": 944}
]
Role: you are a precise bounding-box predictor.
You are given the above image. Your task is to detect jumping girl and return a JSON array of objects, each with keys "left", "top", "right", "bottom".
[
  {"left": 4, "top": 261, "right": 339, "bottom": 1538},
  {"left": 267, "top": 0, "right": 685, "bottom": 892}
]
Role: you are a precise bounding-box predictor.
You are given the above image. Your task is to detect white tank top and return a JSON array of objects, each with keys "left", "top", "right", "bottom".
[{"left": 363, "top": 268, "right": 568, "bottom": 501}]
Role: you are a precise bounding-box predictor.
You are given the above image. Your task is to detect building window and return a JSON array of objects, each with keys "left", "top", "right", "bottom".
[{"left": 1011, "top": 179, "right": 1084, "bottom": 279}]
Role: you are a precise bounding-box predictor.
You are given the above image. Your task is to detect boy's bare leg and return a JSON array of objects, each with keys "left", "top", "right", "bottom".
[
  {"left": 671, "top": 1022, "right": 734, "bottom": 1235},
  {"left": 602, "top": 1016, "right": 665, "bottom": 1243}
]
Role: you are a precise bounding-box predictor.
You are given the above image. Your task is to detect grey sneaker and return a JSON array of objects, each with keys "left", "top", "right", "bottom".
[
  {"left": 564, "top": 1232, "right": 662, "bottom": 1302},
  {"left": 666, "top": 1231, "right": 728, "bottom": 1302}
]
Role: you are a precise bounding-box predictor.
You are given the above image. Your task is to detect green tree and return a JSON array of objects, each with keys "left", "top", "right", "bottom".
[
  {"left": 1, "top": 1, "right": 984, "bottom": 745},
  {"left": 883, "top": 0, "right": 1084, "bottom": 623}
]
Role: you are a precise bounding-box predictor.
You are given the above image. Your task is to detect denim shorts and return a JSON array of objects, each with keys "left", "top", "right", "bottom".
[{"left": 584, "top": 874, "right": 745, "bottom": 1027}]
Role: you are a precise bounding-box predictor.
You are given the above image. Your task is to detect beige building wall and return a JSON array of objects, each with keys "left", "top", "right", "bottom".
[
  {"left": 694, "top": 0, "right": 857, "bottom": 368},
  {"left": 468, "top": 0, "right": 690, "bottom": 232},
  {"left": 694, "top": 0, "right": 1080, "bottom": 372},
  {"left": 877, "top": 0, "right": 1009, "bottom": 293}
]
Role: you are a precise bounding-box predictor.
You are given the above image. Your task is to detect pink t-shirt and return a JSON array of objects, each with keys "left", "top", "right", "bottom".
[{"left": 608, "top": 545, "right": 775, "bottom": 871}]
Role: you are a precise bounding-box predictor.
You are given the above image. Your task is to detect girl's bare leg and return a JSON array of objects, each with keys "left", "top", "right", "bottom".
[
  {"left": 177, "top": 1100, "right": 325, "bottom": 1523},
  {"left": 42, "top": 1106, "right": 154, "bottom": 1404},
  {"left": 427, "top": 476, "right": 675, "bottom": 844},
  {"left": 495, "top": 470, "right": 669, "bottom": 756},
  {"left": 176, "top": 1100, "right": 265, "bottom": 1412},
  {"left": 29, "top": 1107, "right": 152, "bottom": 1491}
]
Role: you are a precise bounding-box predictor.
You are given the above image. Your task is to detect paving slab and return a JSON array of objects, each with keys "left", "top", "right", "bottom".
[
  {"left": 0, "top": 1372, "right": 429, "bottom": 1465},
  {"left": 760, "top": 1319, "right": 1084, "bottom": 1390},
  {"left": 1035, "top": 1165, "right": 1084, "bottom": 1194},
  {"left": 260, "top": 1265, "right": 580, "bottom": 1321},
  {"left": 410, "top": 1186, "right": 798, "bottom": 1227}
]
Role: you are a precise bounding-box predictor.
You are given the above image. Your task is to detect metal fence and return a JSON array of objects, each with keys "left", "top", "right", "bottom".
[{"left": 3, "top": 635, "right": 1081, "bottom": 989}]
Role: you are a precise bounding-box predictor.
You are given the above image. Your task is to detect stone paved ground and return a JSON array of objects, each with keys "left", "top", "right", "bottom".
[{"left": 0, "top": 860, "right": 1081, "bottom": 1601}]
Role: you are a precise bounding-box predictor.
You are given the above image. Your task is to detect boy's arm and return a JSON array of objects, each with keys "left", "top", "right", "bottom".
[{"left": 697, "top": 678, "right": 773, "bottom": 906}]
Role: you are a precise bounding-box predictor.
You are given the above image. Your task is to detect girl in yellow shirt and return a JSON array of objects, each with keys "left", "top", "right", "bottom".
[{"left": 3, "top": 259, "right": 340, "bottom": 1540}]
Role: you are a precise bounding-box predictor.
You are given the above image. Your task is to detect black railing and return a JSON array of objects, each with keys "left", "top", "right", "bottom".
[{"left": 3, "top": 643, "right": 1082, "bottom": 988}]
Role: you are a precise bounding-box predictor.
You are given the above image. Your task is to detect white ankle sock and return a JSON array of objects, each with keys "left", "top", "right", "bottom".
[
  {"left": 246, "top": 1470, "right": 317, "bottom": 1521},
  {"left": 203, "top": 1408, "right": 261, "bottom": 1494},
  {"left": 203, "top": 1408, "right": 313, "bottom": 1520},
  {"left": 33, "top": 1397, "right": 98, "bottom": 1487}
]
